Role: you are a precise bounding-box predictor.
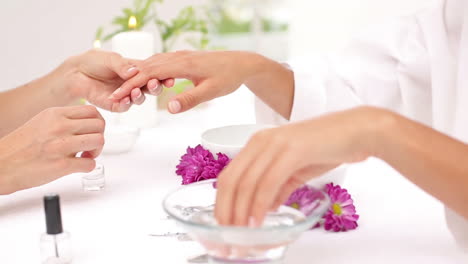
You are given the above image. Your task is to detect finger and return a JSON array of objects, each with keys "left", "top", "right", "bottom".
[
  {"left": 215, "top": 134, "right": 266, "bottom": 226},
  {"left": 109, "top": 72, "right": 151, "bottom": 100},
  {"left": 119, "top": 96, "right": 132, "bottom": 112},
  {"left": 147, "top": 79, "right": 163, "bottom": 95},
  {"left": 163, "top": 78, "right": 175, "bottom": 88},
  {"left": 83, "top": 147, "right": 102, "bottom": 158},
  {"left": 72, "top": 118, "right": 106, "bottom": 135},
  {"left": 251, "top": 151, "right": 300, "bottom": 225},
  {"left": 112, "top": 97, "right": 132, "bottom": 113},
  {"left": 64, "top": 105, "right": 100, "bottom": 119},
  {"left": 272, "top": 178, "right": 304, "bottom": 211},
  {"left": 168, "top": 82, "right": 215, "bottom": 114},
  {"left": 80, "top": 151, "right": 94, "bottom": 159},
  {"left": 110, "top": 101, "right": 121, "bottom": 113},
  {"left": 108, "top": 53, "right": 139, "bottom": 80},
  {"left": 64, "top": 157, "right": 97, "bottom": 174},
  {"left": 232, "top": 141, "right": 278, "bottom": 226},
  {"left": 65, "top": 133, "right": 105, "bottom": 155},
  {"left": 110, "top": 62, "right": 190, "bottom": 100},
  {"left": 130, "top": 88, "right": 146, "bottom": 105}
]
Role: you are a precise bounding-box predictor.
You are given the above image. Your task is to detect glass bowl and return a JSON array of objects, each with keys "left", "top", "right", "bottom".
[{"left": 162, "top": 179, "right": 330, "bottom": 264}]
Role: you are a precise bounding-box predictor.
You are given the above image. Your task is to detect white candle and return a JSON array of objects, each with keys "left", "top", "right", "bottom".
[
  {"left": 112, "top": 31, "right": 154, "bottom": 60},
  {"left": 111, "top": 16, "right": 158, "bottom": 128}
]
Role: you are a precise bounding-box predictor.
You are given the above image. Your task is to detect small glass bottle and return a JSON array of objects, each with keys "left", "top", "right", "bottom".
[
  {"left": 81, "top": 163, "right": 105, "bottom": 191},
  {"left": 40, "top": 194, "right": 72, "bottom": 264}
]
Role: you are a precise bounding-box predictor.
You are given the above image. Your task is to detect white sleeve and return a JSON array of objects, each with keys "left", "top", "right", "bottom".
[{"left": 256, "top": 16, "right": 427, "bottom": 124}]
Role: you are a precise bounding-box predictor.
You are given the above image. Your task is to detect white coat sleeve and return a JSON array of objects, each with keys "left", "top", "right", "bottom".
[{"left": 256, "top": 16, "right": 429, "bottom": 124}]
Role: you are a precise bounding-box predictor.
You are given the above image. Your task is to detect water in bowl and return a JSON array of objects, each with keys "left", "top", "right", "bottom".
[{"left": 188, "top": 206, "right": 306, "bottom": 264}]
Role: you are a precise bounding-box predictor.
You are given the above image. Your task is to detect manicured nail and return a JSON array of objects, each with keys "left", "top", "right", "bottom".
[
  {"left": 127, "top": 66, "right": 137, "bottom": 73},
  {"left": 154, "top": 85, "right": 163, "bottom": 96},
  {"left": 112, "top": 88, "right": 121, "bottom": 96},
  {"left": 135, "top": 89, "right": 142, "bottom": 99},
  {"left": 248, "top": 217, "right": 258, "bottom": 228},
  {"left": 148, "top": 79, "right": 159, "bottom": 93},
  {"left": 168, "top": 100, "right": 181, "bottom": 113}
]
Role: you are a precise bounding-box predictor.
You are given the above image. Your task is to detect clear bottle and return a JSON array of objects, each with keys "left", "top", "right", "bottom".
[
  {"left": 40, "top": 232, "right": 72, "bottom": 264},
  {"left": 40, "top": 194, "right": 72, "bottom": 264},
  {"left": 81, "top": 163, "right": 105, "bottom": 191}
]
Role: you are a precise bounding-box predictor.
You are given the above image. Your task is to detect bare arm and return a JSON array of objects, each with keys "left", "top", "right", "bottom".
[
  {"left": 110, "top": 51, "right": 295, "bottom": 119},
  {"left": 375, "top": 110, "right": 468, "bottom": 218},
  {"left": 0, "top": 63, "right": 74, "bottom": 137},
  {"left": 213, "top": 106, "right": 468, "bottom": 226},
  {"left": 243, "top": 54, "right": 295, "bottom": 120},
  {"left": 0, "top": 50, "right": 142, "bottom": 138}
]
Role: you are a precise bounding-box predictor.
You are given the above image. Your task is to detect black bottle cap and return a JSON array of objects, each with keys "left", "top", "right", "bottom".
[{"left": 43, "top": 194, "right": 63, "bottom": 235}]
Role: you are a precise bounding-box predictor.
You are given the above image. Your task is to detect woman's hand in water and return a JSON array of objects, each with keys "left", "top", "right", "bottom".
[{"left": 214, "top": 107, "right": 383, "bottom": 226}]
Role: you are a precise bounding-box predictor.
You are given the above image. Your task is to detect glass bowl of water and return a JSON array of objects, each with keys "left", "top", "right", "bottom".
[{"left": 162, "top": 179, "right": 330, "bottom": 264}]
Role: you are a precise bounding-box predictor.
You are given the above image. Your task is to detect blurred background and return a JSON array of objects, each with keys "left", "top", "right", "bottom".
[{"left": 0, "top": 0, "right": 429, "bottom": 92}]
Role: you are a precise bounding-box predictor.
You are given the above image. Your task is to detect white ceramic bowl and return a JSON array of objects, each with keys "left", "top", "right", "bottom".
[
  {"left": 201, "top": 124, "right": 274, "bottom": 158},
  {"left": 102, "top": 125, "right": 140, "bottom": 155},
  {"left": 201, "top": 124, "right": 347, "bottom": 188}
]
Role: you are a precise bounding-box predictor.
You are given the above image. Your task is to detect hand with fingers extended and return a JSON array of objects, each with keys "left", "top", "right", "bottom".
[
  {"left": 213, "top": 107, "right": 379, "bottom": 227},
  {"left": 65, "top": 49, "right": 148, "bottom": 112},
  {"left": 108, "top": 50, "right": 279, "bottom": 114},
  {"left": 0, "top": 105, "right": 105, "bottom": 194}
]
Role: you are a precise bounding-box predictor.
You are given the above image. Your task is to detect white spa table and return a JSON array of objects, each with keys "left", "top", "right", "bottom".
[{"left": 1, "top": 89, "right": 467, "bottom": 264}]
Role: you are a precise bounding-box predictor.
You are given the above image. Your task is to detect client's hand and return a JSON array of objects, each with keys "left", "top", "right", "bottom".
[
  {"left": 214, "top": 107, "right": 382, "bottom": 227},
  {"left": 109, "top": 50, "right": 269, "bottom": 114}
]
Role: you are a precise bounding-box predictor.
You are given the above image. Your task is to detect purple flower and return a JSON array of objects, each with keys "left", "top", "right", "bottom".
[
  {"left": 176, "top": 145, "right": 231, "bottom": 185},
  {"left": 323, "top": 183, "right": 359, "bottom": 232},
  {"left": 284, "top": 185, "right": 323, "bottom": 216}
]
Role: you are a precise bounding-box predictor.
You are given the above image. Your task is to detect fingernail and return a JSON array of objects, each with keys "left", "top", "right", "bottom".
[
  {"left": 154, "top": 85, "right": 163, "bottom": 96},
  {"left": 135, "top": 89, "right": 142, "bottom": 99},
  {"left": 123, "top": 97, "right": 131, "bottom": 105},
  {"left": 112, "top": 88, "right": 121, "bottom": 96},
  {"left": 127, "top": 66, "right": 137, "bottom": 73},
  {"left": 148, "top": 81, "right": 159, "bottom": 93},
  {"left": 168, "top": 100, "right": 181, "bottom": 113},
  {"left": 248, "top": 217, "right": 258, "bottom": 228}
]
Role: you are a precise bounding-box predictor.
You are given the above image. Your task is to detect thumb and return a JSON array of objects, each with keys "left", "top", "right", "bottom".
[
  {"left": 108, "top": 53, "right": 139, "bottom": 80},
  {"left": 168, "top": 82, "right": 216, "bottom": 114}
]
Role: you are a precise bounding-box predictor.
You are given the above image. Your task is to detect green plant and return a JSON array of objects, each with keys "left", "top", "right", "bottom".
[
  {"left": 207, "top": 0, "right": 289, "bottom": 35},
  {"left": 155, "top": 6, "right": 210, "bottom": 52},
  {"left": 95, "top": 0, "right": 209, "bottom": 52}
]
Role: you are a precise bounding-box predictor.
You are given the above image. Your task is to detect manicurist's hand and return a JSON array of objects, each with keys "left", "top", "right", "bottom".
[
  {"left": 110, "top": 51, "right": 294, "bottom": 118},
  {"left": 63, "top": 49, "right": 145, "bottom": 112},
  {"left": 0, "top": 49, "right": 146, "bottom": 137},
  {"left": 214, "top": 107, "right": 383, "bottom": 227},
  {"left": 0, "top": 105, "right": 105, "bottom": 194}
]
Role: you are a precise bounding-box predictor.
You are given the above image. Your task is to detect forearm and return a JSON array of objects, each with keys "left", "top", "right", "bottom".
[
  {"left": 241, "top": 53, "right": 295, "bottom": 120},
  {"left": 373, "top": 110, "right": 468, "bottom": 219},
  {"left": 0, "top": 60, "right": 75, "bottom": 137}
]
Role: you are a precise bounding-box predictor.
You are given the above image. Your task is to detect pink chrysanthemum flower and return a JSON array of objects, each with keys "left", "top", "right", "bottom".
[
  {"left": 284, "top": 185, "right": 323, "bottom": 216},
  {"left": 176, "top": 145, "right": 230, "bottom": 185},
  {"left": 323, "top": 183, "right": 359, "bottom": 232}
]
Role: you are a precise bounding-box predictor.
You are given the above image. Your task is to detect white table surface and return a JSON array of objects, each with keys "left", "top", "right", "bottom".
[{"left": 1, "top": 89, "right": 467, "bottom": 264}]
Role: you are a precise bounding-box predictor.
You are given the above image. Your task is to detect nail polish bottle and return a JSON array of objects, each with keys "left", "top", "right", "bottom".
[
  {"left": 40, "top": 194, "right": 72, "bottom": 264},
  {"left": 81, "top": 163, "right": 105, "bottom": 191}
]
